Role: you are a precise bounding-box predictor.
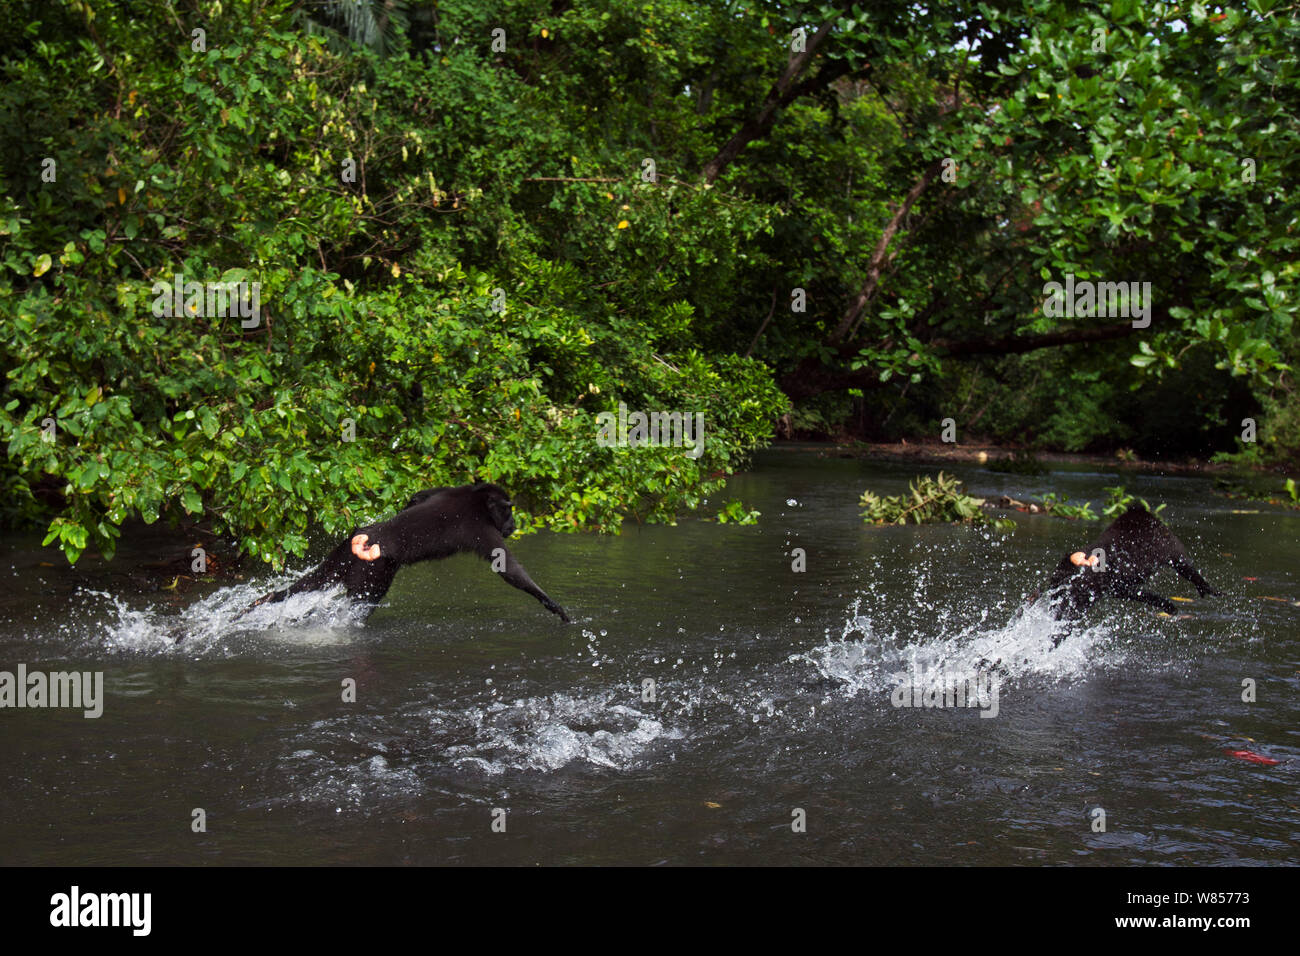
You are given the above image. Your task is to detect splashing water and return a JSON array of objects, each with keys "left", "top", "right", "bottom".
[
  {"left": 792, "top": 572, "right": 1123, "bottom": 703},
  {"left": 78, "top": 578, "right": 373, "bottom": 655},
  {"left": 440, "top": 690, "right": 681, "bottom": 774},
  {"left": 70, "top": 548, "right": 1143, "bottom": 789},
  {"left": 267, "top": 689, "right": 683, "bottom": 808}
]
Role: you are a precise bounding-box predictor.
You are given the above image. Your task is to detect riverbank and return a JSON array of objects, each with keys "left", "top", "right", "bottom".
[{"left": 776, "top": 439, "right": 1275, "bottom": 477}]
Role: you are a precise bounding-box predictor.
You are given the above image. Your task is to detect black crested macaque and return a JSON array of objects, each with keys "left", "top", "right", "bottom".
[
  {"left": 1035, "top": 505, "right": 1220, "bottom": 626},
  {"left": 243, "top": 482, "right": 570, "bottom": 622}
]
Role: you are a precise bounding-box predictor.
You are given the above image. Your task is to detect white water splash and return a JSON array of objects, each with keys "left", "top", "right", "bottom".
[
  {"left": 76, "top": 579, "right": 372, "bottom": 655},
  {"left": 792, "top": 593, "right": 1121, "bottom": 701},
  {"left": 438, "top": 691, "right": 681, "bottom": 774},
  {"left": 268, "top": 689, "right": 683, "bottom": 808}
]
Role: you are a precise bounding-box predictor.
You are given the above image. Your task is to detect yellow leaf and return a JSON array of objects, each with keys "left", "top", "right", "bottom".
[
  {"left": 541, "top": 28, "right": 549, "bottom": 38},
  {"left": 704, "top": 801, "right": 721, "bottom": 809},
  {"left": 118, "top": 187, "right": 127, "bottom": 204},
  {"left": 33, "top": 253, "right": 52, "bottom": 277},
  {"left": 617, "top": 220, "right": 629, "bottom": 229},
  {"left": 391, "top": 262, "right": 401, "bottom": 278}
]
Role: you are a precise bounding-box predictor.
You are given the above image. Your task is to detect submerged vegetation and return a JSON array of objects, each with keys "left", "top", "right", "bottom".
[
  {"left": 1101, "top": 486, "right": 1166, "bottom": 518},
  {"left": 1002, "top": 485, "right": 1165, "bottom": 521}
]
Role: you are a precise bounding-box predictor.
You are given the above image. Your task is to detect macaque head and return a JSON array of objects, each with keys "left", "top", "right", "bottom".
[{"left": 481, "top": 484, "right": 516, "bottom": 538}]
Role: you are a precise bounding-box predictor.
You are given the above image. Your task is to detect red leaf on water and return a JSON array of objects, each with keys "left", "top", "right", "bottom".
[
  {"left": 1225, "top": 749, "right": 1280, "bottom": 766},
  {"left": 1242, "top": 576, "right": 1259, "bottom": 581}
]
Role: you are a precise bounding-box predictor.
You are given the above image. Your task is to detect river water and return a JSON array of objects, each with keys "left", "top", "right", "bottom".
[{"left": 1, "top": 448, "right": 1296, "bottom": 864}]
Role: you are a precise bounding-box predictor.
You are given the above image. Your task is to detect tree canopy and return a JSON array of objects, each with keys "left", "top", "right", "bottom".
[{"left": 1, "top": 0, "right": 1295, "bottom": 565}]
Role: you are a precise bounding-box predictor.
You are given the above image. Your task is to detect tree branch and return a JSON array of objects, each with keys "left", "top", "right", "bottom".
[
  {"left": 744, "top": 286, "right": 781, "bottom": 358},
  {"left": 830, "top": 159, "right": 944, "bottom": 343},
  {"left": 779, "top": 316, "right": 1158, "bottom": 402},
  {"left": 701, "top": 19, "right": 839, "bottom": 184},
  {"left": 930, "top": 318, "right": 1151, "bottom": 356}
]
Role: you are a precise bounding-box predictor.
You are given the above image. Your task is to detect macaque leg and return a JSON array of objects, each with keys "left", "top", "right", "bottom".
[
  {"left": 235, "top": 539, "right": 359, "bottom": 623},
  {"left": 251, "top": 561, "right": 337, "bottom": 607},
  {"left": 233, "top": 572, "right": 316, "bottom": 622}
]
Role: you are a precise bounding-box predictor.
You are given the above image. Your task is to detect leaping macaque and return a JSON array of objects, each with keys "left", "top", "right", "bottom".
[
  {"left": 1034, "top": 505, "right": 1220, "bottom": 625},
  {"left": 239, "top": 482, "right": 570, "bottom": 623}
]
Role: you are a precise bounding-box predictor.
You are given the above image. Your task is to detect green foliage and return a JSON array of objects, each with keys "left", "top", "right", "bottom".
[
  {"left": 1255, "top": 375, "right": 1300, "bottom": 465},
  {"left": 783, "top": 390, "right": 858, "bottom": 438},
  {"left": 1101, "top": 485, "right": 1165, "bottom": 518},
  {"left": 878, "top": 347, "right": 1259, "bottom": 458},
  {"left": 859, "top": 472, "right": 1013, "bottom": 530},
  {"left": 1210, "top": 439, "right": 1266, "bottom": 467},
  {"left": 2, "top": 0, "right": 1296, "bottom": 567},
  {"left": 293, "top": 0, "right": 411, "bottom": 55},
  {"left": 771, "top": 1, "right": 1296, "bottom": 461},
  {"left": 1033, "top": 485, "right": 1163, "bottom": 521},
  {"left": 1212, "top": 473, "right": 1300, "bottom": 510},
  {"left": 0, "top": 1, "right": 785, "bottom": 566},
  {"left": 712, "top": 499, "right": 760, "bottom": 524},
  {"left": 1038, "top": 493, "right": 1098, "bottom": 521}
]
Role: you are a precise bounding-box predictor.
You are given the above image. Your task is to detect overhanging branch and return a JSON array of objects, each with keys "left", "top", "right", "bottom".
[
  {"left": 701, "top": 19, "right": 839, "bottom": 184},
  {"left": 930, "top": 318, "right": 1151, "bottom": 356}
]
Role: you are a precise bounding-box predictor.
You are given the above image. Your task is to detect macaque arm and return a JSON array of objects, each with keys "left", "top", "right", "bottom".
[
  {"left": 495, "top": 549, "right": 570, "bottom": 622},
  {"left": 1127, "top": 589, "right": 1179, "bottom": 614},
  {"left": 1173, "top": 555, "right": 1221, "bottom": 596}
]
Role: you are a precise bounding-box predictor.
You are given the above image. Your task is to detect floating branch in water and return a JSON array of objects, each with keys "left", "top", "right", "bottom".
[
  {"left": 990, "top": 485, "right": 1165, "bottom": 521},
  {"left": 859, "top": 472, "right": 1014, "bottom": 530}
]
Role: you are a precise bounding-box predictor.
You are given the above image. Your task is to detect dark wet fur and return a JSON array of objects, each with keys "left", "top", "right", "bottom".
[
  {"left": 186, "top": 483, "right": 569, "bottom": 641},
  {"left": 1030, "top": 505, "right": 1221, "bottom": 645}
]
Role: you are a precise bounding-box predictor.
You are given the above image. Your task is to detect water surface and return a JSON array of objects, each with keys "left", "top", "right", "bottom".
[{"left": 1, "top": 449, "right": 1296, "bottom": 865}]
